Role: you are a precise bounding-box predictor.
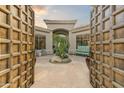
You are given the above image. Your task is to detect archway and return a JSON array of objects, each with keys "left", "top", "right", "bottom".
[
  {"left": 53, "top": 28, "right": 69, "bottom": 36},
  {"left": 52, "top": 28, "right": 69, "bottom": 53}
]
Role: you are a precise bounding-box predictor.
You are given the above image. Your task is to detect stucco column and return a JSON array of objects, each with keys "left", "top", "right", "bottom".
[
  {"left": 46, "top": 31, "right": 53, "bottom": 54},
  {"left": 69, "top": 32, "right": 76, "bottom": 54},
  {"left": 73, "top": 34, "right": 76, "bottom": 54}
]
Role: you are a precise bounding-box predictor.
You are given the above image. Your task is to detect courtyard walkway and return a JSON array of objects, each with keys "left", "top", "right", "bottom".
[{"left": 31, "top": 55, "right": 92, "bottom": 88}]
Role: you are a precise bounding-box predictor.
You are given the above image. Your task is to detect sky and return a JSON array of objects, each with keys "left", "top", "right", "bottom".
[{"left": 32, "top": 5, "right": 91, "bottom": 28}]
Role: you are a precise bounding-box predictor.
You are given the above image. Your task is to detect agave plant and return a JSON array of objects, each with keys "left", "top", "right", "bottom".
[{"left": 53, "top": 35, "right": 69, "bottom": 59}]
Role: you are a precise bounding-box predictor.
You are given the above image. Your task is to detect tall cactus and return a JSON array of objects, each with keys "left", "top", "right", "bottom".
[{"left": 53, "top": 35, "right": 69, "bottom": 59}]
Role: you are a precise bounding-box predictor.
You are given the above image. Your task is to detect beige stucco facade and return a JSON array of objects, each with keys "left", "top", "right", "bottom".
[{"left": 35, "top": 20, "right": 90, "bottom": 55}]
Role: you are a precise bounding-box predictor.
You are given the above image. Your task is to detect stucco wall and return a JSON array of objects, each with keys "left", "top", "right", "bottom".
[
  {"left": 34, "top": 23, "right": 90, "bottom": 55},
  {"left": 35, "top": 27, "right": 53, "bottom": 55},
  {"left": 69, "top": 25, "right": 90, "bottom": 54}
]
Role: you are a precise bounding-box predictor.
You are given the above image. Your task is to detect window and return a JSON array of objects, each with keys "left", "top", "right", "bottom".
[
  {"left": 35, "top": 35, "right": 38, "bottom": 49},
  {"left": 76, "top": 34, "right": 89, "bottom": 48},
  {"left": 35, "top": 34, "right": 46, "bottom": 50}
]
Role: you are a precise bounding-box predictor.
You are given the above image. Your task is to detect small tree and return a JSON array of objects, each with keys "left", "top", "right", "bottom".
[{"left": 53, "top": 35, "right": 69, "bottom": 59}]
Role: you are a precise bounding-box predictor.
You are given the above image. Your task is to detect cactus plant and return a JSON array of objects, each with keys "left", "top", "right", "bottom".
[{"left": 53, "top": 35, "right": 69, "bottom": 59}]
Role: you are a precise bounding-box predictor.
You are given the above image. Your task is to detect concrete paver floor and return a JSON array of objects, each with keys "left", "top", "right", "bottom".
[{"left": 31, "top": 55, "right": 92, "bottom": 88}]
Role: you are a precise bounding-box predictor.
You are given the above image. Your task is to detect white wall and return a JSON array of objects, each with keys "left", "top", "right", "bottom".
[{"left": 69, "top": 32, "right": 76, "bottom": 54}]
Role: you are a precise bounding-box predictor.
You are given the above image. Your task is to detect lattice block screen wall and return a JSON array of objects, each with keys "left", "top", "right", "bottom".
[
  {"left": 90, "top": 5, "right": 124, "bottom": 88},
  {"left": 0, "top": 5, "right": 35, "bottom": 88}
]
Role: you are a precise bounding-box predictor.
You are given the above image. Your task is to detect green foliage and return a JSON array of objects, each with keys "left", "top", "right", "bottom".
[{"left": 53, "top": 35, "right": 69, "bottom": 59}]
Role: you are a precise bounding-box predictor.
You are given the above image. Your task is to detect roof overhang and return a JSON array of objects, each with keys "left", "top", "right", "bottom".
[{"left": 44, "top": 19, "right": 77, "bottom": 24}]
